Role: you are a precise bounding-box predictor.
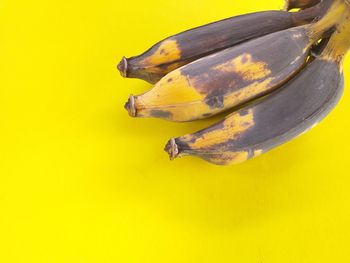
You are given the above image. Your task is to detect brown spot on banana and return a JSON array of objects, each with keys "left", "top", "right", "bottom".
[{"left": 212, "top": 54, "right": 272, "bottom": 81}]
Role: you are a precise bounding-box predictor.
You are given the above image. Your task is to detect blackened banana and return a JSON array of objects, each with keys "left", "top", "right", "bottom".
[
  {"left": 164, "top": 6, "right": 350, "bottom": 166},
  {"left": 165, "top": 60, "right": 344, "bottom": 165},
  {"left": 124, "top": 0, "right": 345, "bottom": 122},
  {"left": 118, "top": 0, "right": 332, "bottom": 84}
]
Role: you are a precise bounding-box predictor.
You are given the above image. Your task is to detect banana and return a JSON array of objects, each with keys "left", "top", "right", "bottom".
[
  {"left": 285, "top": 0, "right": 320, "bottom": 10},
  {"left": 124, "top": 0, "right": 345, "bottom": 122},
  {"left": 164, "top": 6, "right": 350, "bottom": 166},
  {"left": 118, "top": 0, "right": 332, "bottom": 84}
]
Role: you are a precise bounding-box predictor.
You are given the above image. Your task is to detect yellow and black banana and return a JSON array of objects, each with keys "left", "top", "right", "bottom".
[
  {"left": 124, "top": 0, "right": 345, "bottom": 122},
  {"left": 164, "top": 6, "right": 350, "bottom": 166},
  {"left": 118, "top": 0, "right": 332, "bottom": 84}
]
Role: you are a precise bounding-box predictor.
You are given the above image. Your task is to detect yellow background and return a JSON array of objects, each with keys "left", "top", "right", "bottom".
[{"left": 1, "top": 0, "right": 350, "bottom": 262}]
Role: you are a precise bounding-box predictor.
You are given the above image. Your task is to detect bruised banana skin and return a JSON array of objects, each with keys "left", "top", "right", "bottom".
[
  {"left": 165, "top": 58, "right": 344, "bottom": 165},
  {"left": 118, "top": 1, "right": 331, "bottom": 84},
  {"left": 125, "top": 26, "right": 316, "bottom": 122},
  {"left": 285, "top": 0, "right": 320, "bottom": 10}
]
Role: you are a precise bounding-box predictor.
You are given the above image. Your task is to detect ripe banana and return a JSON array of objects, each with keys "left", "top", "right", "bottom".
[
  {"left": 164, "top": 7, "right": 350, "bottom": 166},
  {"left": 285, "top": 0, "right": 320, "bottom": 10},
  {"left": 124, "top": 0, "right": 345, "bottom": 122},
  {"left": 118, "top": 0, "right": 331, "bottom": 84}
]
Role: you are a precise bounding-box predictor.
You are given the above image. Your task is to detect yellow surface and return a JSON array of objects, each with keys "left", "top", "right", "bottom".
[{"left": 1, "top": 0, "right": 350, "bottom": 262}]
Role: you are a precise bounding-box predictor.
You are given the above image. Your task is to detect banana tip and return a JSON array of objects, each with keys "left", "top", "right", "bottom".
[
  {"left": 124, "top": 95, "right": 137, "bottom": 117},
  {"left": 165, "top": 138, "right": 179, "bottom": 160},
  {"left": 117, "top": 56, "right": 128, "bottom": 77}
]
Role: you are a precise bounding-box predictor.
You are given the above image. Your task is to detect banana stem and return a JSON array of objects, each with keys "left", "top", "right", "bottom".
[
  {"left": 321, "top": 4, "right": 350, "bottom": 61},
  {"left": 308, "top": 0, "right": 348, "bottom": 41}
]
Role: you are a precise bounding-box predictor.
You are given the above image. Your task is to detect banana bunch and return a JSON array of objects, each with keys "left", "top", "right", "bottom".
[{"left": 119, "top": 0, "right": 350, "bottom": 165}]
